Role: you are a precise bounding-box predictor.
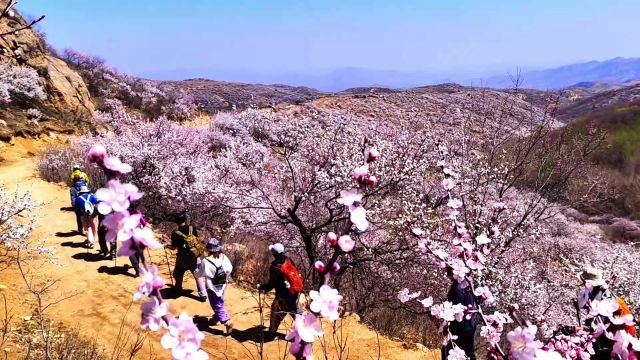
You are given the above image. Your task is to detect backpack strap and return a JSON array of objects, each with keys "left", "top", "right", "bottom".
[{"left": 175, "top": 230, "right": 187, "bottom": 239}]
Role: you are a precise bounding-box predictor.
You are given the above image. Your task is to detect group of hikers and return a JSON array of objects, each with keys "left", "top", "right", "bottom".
[{"left": 69, "top": 166, "right": 304, "bottom": 336}]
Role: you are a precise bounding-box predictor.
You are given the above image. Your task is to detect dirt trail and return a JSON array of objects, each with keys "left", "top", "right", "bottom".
[{"left": 0, "top": 140, "right": 436, "bottom": 359}]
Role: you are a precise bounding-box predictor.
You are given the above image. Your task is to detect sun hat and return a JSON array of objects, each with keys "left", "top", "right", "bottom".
[
  {"left": 78, "top": 185, "right": 91, "bottom": 194},
  {"left": 578, "top": 267, "right": 606, "bottom": 287},
  {"left": 269, "top": 243, "right": 285, "bottom": 254},
  {"left": 206, "top": 238, "right": 222, "bottom": 252},
  {"left": 73, "top": 164, "right": 81, "bottom": 170}
]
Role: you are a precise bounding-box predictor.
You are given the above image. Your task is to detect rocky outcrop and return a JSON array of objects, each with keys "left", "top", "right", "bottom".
[{"left": 0, "top": 1, "right": 94, "bottom": 140}]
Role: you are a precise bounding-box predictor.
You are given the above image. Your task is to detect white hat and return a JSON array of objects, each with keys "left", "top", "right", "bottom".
[{"left": 269, "top": 243, "right": 285, "bottom": 254}]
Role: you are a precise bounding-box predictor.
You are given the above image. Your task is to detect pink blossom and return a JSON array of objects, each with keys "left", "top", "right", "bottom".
[
  {"left": 366, "top": 175, "right": 378, "bottom": 187},
  {"left": 326, "top": 232, "right": 338, "bottom": 246},
  {"left": 349, "top": 205, "right": 369, "bottom": 231},
  {"left": 442, "top": 178, "right": 456, "bottom": 190},
  {"left": 588, "top": 299, "right": 619, "bottom": 318},
  {"left": 134, "top": 265, "right": 165, "bottom": 300},
  {"left": 430, "top": 301, "right": 465, "bottom": 322},
  {"left": 309, "top": 285, "right": 343, "bottom": 321},
  {"left": 314, "top": 261, "right": 325, "bottom": 272},
  {"left": 117, "top": 227, "right": 163, "bottom": 257},
  {"left": 86, "top": 144, "right": 107, "bottom": 163},
  {"left": 140, "top": 297, "right": 169, "bottom": 331},
  {"left": 367, "top": 148, "right": 380, "bottom": 162},
  {"left": 352, "top": 165, "right": 369, "bottom": 182},
  {"left": 419, "top": 297, "right": 434, "bottom": 308},
  {"left": 412, "top": 228, "right": 424, "bottom": 236},
  {"left": 286, "top": 313, "right": 323, "bottom": 358},
  {"left": 447, "top": 347, "right": 467, "bottom": 360},
  {"left": 337, "top": 188, "right": 363, "bottom": 207},
  {"left": 290, "top": 313, "right": 323, "bottom": 343},
  {"left": 96, "top": 180, "right": 143, "bottom": 215},
  {"left": 447, "top": 198, "right": 463, "bottom": 209},
  {"left": 433, "top": 249, "right": 448, "bottom": 260},
  {"left": 611, "top": 330, "right": 640, "bottom": 360},
  {"left": 338, "top": 235, "right": 355, "bottom": 252},
  {"left": 473, "top": 286, "right": 494, "bottom": 303},
  {"left": 448, "top": 259, "right": 469, "bottom": 280},
  {"left": 103, "top": 211, "right": 141, "bottom": 243},
  {"left": 398, "top": 288, "right": 422, "bottom": 303},
  {"left": 475, "top": 233, "right": 491, "bottom": 245},
  {"left": 103, "top": 156, "right": 133, "bottom": 175},
  {"left": 507, "top": 325, "right": 542, "bottom": 360},
  {"left": 330, "top": 262, "right": 341, "bottom": 273},
  {"left": 160, "top": 312, "right": 207, "bottom": 360}
]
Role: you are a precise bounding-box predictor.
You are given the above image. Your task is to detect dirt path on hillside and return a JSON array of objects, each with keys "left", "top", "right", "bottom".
[{"left": 0, "top": 140, "right": 436, "bottom": 360}]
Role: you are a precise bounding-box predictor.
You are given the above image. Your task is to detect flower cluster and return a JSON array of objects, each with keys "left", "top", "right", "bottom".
[{"left": 87, "top": 145, "right": 207, "bottom": 360}]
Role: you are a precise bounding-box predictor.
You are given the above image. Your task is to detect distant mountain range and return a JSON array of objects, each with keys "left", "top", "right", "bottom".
[
  {"left": 487, "top": 57, "right": 640, "bottom": 89},
  {"left": 142, "top": 57, "right": 640, "bottom": 92}
]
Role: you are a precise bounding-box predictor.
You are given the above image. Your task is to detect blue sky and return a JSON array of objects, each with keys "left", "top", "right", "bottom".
[{"left": 17, "top": 0, "right": 640, "bottom": 81}]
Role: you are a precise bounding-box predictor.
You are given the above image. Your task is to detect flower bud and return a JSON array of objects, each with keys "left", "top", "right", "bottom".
[
  {"left": 314, "top": 261, "right": 325, "bottom": 272},
  {"left": 366, "top": 175, "right": 378, "bottom": 187},
  {"left": 331, "top": 262, "right": 341, "bottom": 274},
  {"left": 367, "top": 148, "right": 380, "bottom": 162},
  {"left": 326, "top": 232, "right": 338, "bottom": 246}
]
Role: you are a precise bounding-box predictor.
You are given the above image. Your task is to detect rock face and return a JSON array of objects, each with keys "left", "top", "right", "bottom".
[{"left": 0, "top": 1, "right": 94, "bottom": 140}]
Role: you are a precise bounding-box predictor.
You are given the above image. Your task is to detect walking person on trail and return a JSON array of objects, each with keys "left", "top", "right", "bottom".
[
  {"left": 74, "top": 186, "right": 98, "bottom": 248},
  {"left": 168, "top": 213, "right": 207, "bottom": 301},
  {"left": 102, "top": 209, "right": 147, "bottom": 276},
  {"left": 576, "top": 267, "right": 636, "bottom": 359},
  {"left": 257, "top": 243, "right": 303, "bottom": 336},
  {"left": 69, "top": 165, "right": 89, "bottom": 234},
  {"left": 194, "top": 238, "right": 233, "bottom": 334},
  {"left": 442, "top": 268, "right": 477, "bottom": 360}
]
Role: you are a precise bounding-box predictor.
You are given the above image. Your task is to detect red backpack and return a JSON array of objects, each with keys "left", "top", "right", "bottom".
[{"left": 279, "top": 259, "right": 303, "bottom": 295}]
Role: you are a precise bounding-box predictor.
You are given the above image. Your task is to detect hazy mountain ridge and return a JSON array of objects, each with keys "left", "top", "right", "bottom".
[{"left": 488, "top": 57, "right": 640, "bottom": 90}]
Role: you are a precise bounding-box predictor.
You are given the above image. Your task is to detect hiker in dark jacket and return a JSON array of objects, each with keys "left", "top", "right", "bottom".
[
  {"left": 168, "top": 213, "right": 206, "bottom": 301},
  {"left": 74, "top": 186, "right": 98, "bottom": 248},
  {"left": 257, "top": 243, "right": 300, "bottom": 334},
  {"left": 442, "top": 269, "right": 477, "bottom": 360}
]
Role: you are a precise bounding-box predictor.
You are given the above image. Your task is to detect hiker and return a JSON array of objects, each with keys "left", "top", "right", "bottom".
[
  {"left": 195, "top": 238, "right": 233, "bottom": 334},
  {"left": 257, "top": 243, "right": 303, "bottom": 335},
  {"left": 168, "top": 213, "right": 207, "bottom": 301},
  {"left": 69, "top": 164, "right": 90, "bottom": 186},
  {"left": 74, "top": 186, "right": 98, "bottom": 248},
  {"left": 442, "top": 268, "right": 477, "bottom": 360},
  {"left": 576, "top": 267, "right": 628, "bottom": 359},
  {"left": 69, "top": 165, "right": 89, "bottom": 234}
]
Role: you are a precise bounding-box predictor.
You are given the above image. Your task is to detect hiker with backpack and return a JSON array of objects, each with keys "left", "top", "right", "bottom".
[
  {"left": 168, "top": 213, "right": 207, "bottom": 301},
  {"left": 442, "top": 268, "right": 477, "bottom": 360},
  {"left": 257, "top": 243, "right": 303, "bottom": 336},
  {"left": 69, "top": 165, "right": 89, "bottom": 234},
  {"left": 74, "top": 186, "right": 99, "bottom": 248},
  {"left": 194, "top": 238, "right": 233, "bottom": 334}
]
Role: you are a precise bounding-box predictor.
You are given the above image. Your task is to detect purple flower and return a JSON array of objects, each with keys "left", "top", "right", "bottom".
[
  {"left": 96, "top": 180, "right": 143, "bottom": 215},
  {"left": 103, "top": 156, "right": 132, "bottom": 175},
  {"left": 87, "top": 144, "right": 107, "bottom": 163},
  {"left": 134, "top": 265, "right": 165, "bottom": 300},
  {"left": 160, "top": 312, "right": 208, "bottom": 360},
  {"left": 140, "top": 297, "right": 169, "bottom": 332}
]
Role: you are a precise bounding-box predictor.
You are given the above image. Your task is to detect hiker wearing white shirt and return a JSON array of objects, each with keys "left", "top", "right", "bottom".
[{"left": 195, "top": 238, "right": 233, "bottom": 334}]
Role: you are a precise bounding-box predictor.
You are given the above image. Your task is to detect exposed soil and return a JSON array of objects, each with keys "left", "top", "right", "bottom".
[{"left": 0, "top": 139, "right": 436, "bottom": 359}]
